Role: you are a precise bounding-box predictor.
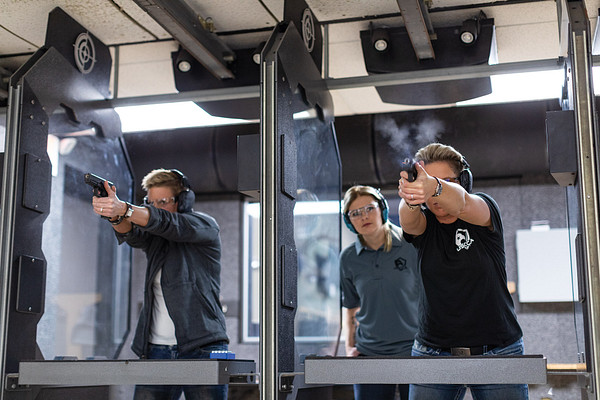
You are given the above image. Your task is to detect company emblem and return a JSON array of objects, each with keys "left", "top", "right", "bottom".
[
  {"left": 302, "top": 8, "right": 315, "bottom": 53},
  {"left": 74, "top": 32, "right": 96, "bottom": 74}
]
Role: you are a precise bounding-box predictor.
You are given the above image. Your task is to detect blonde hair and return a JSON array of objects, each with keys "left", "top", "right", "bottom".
[
  {"left": 141, "top": 169, "right": 185, "bottom": 194},
  {"left": 415, "top": 143, "right": 465, "bottom": 177},
  {"left": 343, "top": 185, "right": 393, "bottom": 252}
]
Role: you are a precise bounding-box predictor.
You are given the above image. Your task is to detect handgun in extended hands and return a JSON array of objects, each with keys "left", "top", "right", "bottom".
[
  {"left": 400, "top": 158, "right": 418, "bottom": 182},
  {"left": 84, "top": 173, "right": 114, "bottom": 197}
]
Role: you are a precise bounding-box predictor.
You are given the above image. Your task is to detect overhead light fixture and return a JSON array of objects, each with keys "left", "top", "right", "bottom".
[
  {"left": 178, "top": 60, "right": 192, "bottom": 72},
  {"left": 252, "top": 42, "right": 266, "bottom": 65},
  {"left": 460, "top": 11, "right": 487, "bottom": 46},
  {"left": 460, "top": 18, "right": 479, "bottom": 45},
  {"left": 174, "top": 49, "right": 194, "bottom": 72},
  {"left": 115, "top": 102, "right": 253, "bottom": 132},
  {"left": 457, "top": 70, "right": 563, "bottom": 107},
  {"left": 360, "top": 17, "right": 496, "bottom": 105},
  {"left": 371, "top": 28, "right": 390, "bottom": 52}
]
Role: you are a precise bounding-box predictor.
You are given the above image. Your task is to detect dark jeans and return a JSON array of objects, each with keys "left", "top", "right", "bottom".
[
  {"left": 409, "top": 338, "right": 529, "bottom": 400},
  {"left": 354, "top": 383, "right": 409, "bottom": 400},
  {"left": 133, "top": 342, "right": 228, "bottom": 400}
]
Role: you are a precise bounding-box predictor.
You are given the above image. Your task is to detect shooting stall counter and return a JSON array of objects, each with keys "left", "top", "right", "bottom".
[{"left": 15, "top": 359, "right": 256, "bottom": 387}]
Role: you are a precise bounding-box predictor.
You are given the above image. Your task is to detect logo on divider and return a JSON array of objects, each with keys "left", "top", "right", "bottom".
[
  {"left": 74, "top": 32, "right": 96, "bottom": 74},
  {"left": 302, "top": 8, "right": 315, "bottom": 53}
]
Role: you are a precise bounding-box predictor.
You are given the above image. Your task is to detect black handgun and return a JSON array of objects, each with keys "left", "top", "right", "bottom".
[
  {"left": 400, "top": 158, "right": 418, "bottom": 182},
  {"left": 84, "top": 173, "right": 114, "bottom": 197}
]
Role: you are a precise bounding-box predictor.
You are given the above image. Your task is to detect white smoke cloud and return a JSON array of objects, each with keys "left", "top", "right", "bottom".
[{"left": 374, "top": 115, "right": 444, "bottom": 162}]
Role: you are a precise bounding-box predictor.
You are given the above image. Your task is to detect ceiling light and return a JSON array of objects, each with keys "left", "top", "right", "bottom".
[
  {"left": 115, "top": 102, "right": 253, "bottom": 132},
  {"left": 374, "top": 38, "right": 388, "bottom": 52},
  {"left": 177, "top": 60, "right": 192, "bottom": 73},
  {"left": 252, "top": 42, "right": 265, "bottom": 65},
  {"left": 457, "top": 70, "right": 563, "bottom": 106},
  {"left": 460, "top": 19, "right": 479, "bottom": 45},
  {"left": 371, "top": 28, "right": 390, "bottom": 52}
]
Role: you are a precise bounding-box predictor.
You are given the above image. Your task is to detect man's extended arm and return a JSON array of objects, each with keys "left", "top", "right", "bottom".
[{"left": 91, "top": 181, "right": 150, "bottom": 232}]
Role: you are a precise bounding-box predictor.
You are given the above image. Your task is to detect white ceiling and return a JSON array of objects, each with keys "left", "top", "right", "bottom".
[{"left": 1, "top": 0, "right": 599, "bottom": 115}]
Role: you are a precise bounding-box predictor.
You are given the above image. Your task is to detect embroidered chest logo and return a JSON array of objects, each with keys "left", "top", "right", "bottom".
[
  {"left": 394, "top": 257, "right": 407, "bottom": 271},
  {"left": 455, "top": 228, "right": 474, "bottom": 251}
]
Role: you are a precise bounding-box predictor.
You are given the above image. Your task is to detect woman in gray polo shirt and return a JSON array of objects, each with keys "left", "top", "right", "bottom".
[{"left": 340, "top": 185, "right": 421, "bottom": 400}]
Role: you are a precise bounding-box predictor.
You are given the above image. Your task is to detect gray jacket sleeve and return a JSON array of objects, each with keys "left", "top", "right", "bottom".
[{"left": 115, "top": 206, "right": 219, "bottom": 248}]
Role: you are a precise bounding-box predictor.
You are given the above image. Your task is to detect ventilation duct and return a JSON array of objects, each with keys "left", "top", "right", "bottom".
[{"left": 123, "top": 99, "right": 562, "bottom": 197}]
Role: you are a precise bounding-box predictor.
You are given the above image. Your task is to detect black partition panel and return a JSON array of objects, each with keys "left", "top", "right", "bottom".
[
  {"left": 1, "top": 9, "right": 133, "bottom": 397},
  {"left": 260, "top": 21, "right": 340, "bottom": 399}
]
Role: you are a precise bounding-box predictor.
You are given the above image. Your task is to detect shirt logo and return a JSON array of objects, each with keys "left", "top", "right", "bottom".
[
  {"left": 394, "top": 257, "right": 407, "bottom": 271},
  {"left": 455, "top": 228, "right": 474, "bottom": 251}
]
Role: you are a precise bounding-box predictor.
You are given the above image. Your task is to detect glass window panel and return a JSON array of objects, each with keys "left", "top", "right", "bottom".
[
  {"left": 38, "top": 131, "right": 132, "bottom": 360},
  {"left": 242, "top": 117, "right": 342, "bottom": 352},
  {"left": 242, "top": 202, "right": 260, "bottom": 342},
  {"left": 292, "top": 116, "right": 342, "bottom": 356}
]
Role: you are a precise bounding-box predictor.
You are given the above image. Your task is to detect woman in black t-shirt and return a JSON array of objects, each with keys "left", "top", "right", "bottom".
[{"left": 397, "top": 143, "right": 528, "bottom": 400}]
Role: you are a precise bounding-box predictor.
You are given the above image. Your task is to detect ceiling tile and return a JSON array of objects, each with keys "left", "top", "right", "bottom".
[
  {"left": 307, "top": 0, "right": 399, "bottom": 22},
  {"left": 184, "top": 0, "right": 279, "bottom": 31}
]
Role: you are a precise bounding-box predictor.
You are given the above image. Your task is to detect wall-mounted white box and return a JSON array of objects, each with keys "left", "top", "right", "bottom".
[{"left": 516, "top": 228, "right": 578, "bottom": 302}]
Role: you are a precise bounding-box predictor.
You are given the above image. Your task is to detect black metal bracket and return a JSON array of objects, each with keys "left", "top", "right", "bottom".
[{"left": 279, "top": 374, "right": 295, "bottom": 393}]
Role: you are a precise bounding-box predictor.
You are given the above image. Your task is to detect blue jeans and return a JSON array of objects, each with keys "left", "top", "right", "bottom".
[
  {"left": 354, "top": 383, "right": 409, "bottom": 400},
  {"left": 133, "top": 342, "right": 228, "bottom": 400},
  {"left": 409, "top": 338, "right": 529, "bottom": 400}
]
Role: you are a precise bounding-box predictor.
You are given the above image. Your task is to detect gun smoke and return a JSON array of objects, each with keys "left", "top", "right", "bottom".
[{"left": 374, "top": 114, "right": 443, "bottom": 167}]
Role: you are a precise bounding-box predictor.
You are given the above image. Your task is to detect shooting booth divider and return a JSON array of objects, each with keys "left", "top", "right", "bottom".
[
  {"left": 1, "top": 7, "right": 132, "bottom": 399},
  {"left": 257, "top": 14, "right": 342, "bottom": 399},
  {"left": 4, "top": 7, "right": 258, "bottom": 400}
]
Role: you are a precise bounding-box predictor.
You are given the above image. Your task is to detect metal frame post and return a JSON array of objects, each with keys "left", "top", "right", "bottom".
[
  {"left": 260, "top": 27, "right": 280, "bottom": 400},
  {"left": 564, "top": 1, "right": 600, "bottom": 397},
  {"left": 0, "top": 83, "right": 22, "bottom": 400}
]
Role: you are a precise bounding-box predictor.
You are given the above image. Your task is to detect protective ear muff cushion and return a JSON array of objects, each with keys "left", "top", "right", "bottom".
[
  {"left": 459, "top": 158, "right": 473, "bottom": 193},
  {"left": 460, "top": 169, "right": 473, "bottom": 193},
  {"left": 177, "top": 189, "right": 195, "bottom": 213},
  {"left": 170, "top": 169, "right": 194, "bottom": 212},
  {"left": 379, "top": 197, "right": 389, "bottom": 224},
  {"left": 343, "top": 213, "right": 357, "bottom": 233}
]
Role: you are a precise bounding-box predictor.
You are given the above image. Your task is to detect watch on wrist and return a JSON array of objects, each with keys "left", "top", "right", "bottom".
[
  {"left": 431, "top": 176, "right": 442, "bottom": 197},
  {"left": 124, "top": 202, "right": 134, "bottom": 218},
  {"left": 109, "top": 202, "right": 133, "bottom": 225}
]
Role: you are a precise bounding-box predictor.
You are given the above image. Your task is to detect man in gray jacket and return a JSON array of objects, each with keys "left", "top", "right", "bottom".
[{"left": 91, "top": 168, "right": 229, "bottom": 400}]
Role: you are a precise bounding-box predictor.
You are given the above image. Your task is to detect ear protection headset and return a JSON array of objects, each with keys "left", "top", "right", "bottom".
[
  {"left": 170, "top": 169, "right": 195, "bottom": 213},
  {"left": 343, "top": 189, "right": 389, "bottom": 234},
  {"left": 459, "top": 157, "right": 473, "bottom": 193}
]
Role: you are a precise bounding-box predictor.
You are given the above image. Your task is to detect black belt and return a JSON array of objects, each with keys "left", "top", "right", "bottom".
[{"left": 441, "top": 345, "right": 498, "bottom": 356}]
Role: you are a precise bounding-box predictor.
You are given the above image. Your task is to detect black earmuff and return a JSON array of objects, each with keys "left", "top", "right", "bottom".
[
  {"left": 459, "top": 158, "right": 473, "bottom": 193},
  {"left": 170, "top": 169, "right": 195, "bottom": 213},
  {"left": 343, "top": 190, "right": 389, "bottom": 234}
]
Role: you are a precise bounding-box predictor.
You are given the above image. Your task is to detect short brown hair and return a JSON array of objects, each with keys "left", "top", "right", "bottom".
[
  {"left": 141, "top": 169, "right": 185, "bottom": 194},
  {"left": 415, "top": 143, "right": 465, "bottom": 176}
]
